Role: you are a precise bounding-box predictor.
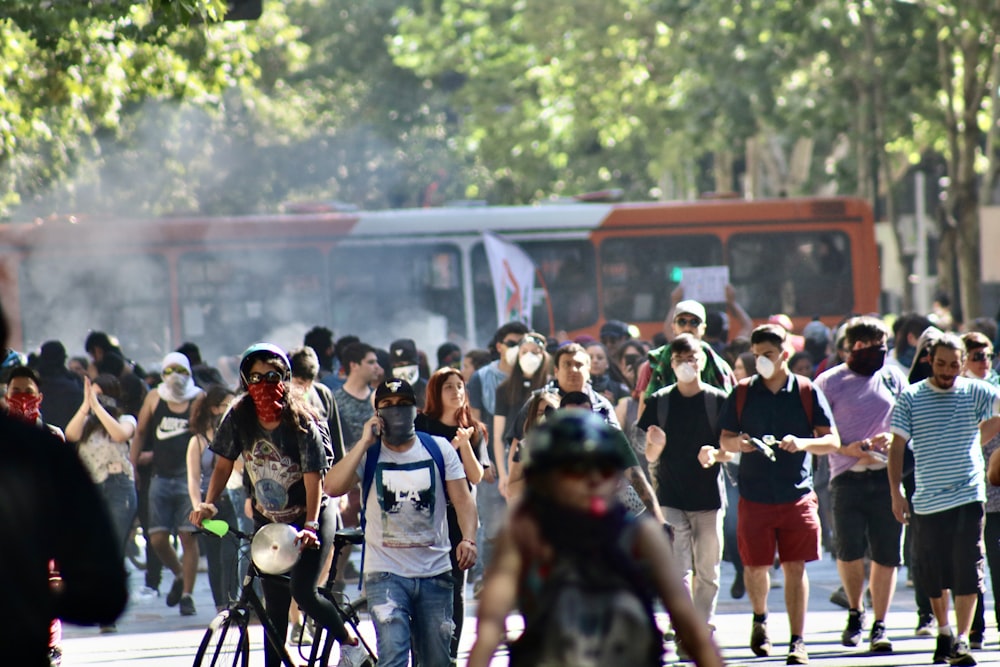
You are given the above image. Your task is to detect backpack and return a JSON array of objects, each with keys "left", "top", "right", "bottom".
[
  {"left": 653, "top": 384, "right": 723, "bottom": 435},
  {"left": 510, "top": 517, "right": 662, "bottom": 667},
  {"left": 357, "top": 431, "right": 449, "bottom": 584},
  {"left": 735, "top": 374, "right": 814, "bottom": 428}
]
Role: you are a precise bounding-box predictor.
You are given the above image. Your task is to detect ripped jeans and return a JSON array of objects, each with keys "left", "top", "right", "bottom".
[{"left": 365, "top": 571, "right": 454, "bottom": 667}]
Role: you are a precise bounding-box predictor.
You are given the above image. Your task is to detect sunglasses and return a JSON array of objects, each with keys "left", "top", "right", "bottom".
[
  {"left": 162, "top": 366, "right": 190, "bottom": 376},
  {"left": 971, "top": 351, "right": 993, "bottom": 363},
  {"left": 675, "top": 317, "right": 702, "bottom": 327},
  {"left": 501, "top": 339, "right": 522, "bottom": 348},
  {"left": 246, "top": 370, "right": 284, "bottom": 385}
]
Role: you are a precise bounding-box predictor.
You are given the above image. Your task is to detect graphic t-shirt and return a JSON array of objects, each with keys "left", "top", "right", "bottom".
[
  {"left": 356, "top": 435, "right": 465, "bottom": 578},
  {"left": 212, "top": 409, "right": 329, "bottom": 523}
]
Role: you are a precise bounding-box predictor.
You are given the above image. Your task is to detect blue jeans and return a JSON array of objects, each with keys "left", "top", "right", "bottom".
[
  {"left": 100, "top": 473, "right": 138, "bottom": 555},
  {"left": 366, "top": 571, "right": 454, "bottom": 667}
]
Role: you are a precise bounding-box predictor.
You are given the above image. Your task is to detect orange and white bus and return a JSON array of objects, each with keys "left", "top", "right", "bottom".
[{"left": 0, "top": 196, "right": 878, "bottom": 366}]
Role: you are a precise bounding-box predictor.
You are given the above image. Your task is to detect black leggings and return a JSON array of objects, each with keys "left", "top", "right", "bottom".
[
  {"left": 256, "top": 503, "right": 347, "bottom": 667},
  {"left": 200, "top": 493, "right": 239, "bottom": 609},
  {"left": 447, "top": 503, "right": 467, "bottom": 661}
]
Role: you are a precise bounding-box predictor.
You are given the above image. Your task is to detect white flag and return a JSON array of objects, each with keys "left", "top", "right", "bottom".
[{"left": 483, "top": 231, "right": 535, "bottom": 327}]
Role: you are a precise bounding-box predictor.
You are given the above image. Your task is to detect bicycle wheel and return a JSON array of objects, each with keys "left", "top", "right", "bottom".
[{"left": 193, "top": 608, "right": 249, "bottom": 667}]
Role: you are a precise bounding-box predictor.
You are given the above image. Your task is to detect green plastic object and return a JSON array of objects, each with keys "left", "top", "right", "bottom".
[{"left": 201, "top": 519, "right": 230, "bottom": 537}]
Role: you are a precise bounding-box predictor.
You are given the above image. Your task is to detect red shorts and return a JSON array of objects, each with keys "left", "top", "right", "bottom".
[{"left": 737, "top": 492, "right": 821, "bottom": 567}]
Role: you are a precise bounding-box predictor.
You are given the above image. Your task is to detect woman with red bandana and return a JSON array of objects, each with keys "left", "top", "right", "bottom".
[
  {"left": 189, "top": 343, "right": 350, "bottom": 665},
  {"left": 6, "top": 366, "right": 67, "bottom": 663}
]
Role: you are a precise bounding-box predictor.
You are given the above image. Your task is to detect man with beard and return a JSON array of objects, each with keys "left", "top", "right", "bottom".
[
  {"left": 324, "top": 378, "right": 479, "bottom": 667},
  {"left": 889, "top": 333, "right": 1000, "bottom": 666}
]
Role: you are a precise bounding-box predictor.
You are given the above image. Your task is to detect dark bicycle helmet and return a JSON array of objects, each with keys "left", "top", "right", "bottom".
[
  {"left": 522, "top": 409, "right": 628, "bottom": 473},
  {"left": 239, "top": 343, "right": 291, "bottom": 389}
]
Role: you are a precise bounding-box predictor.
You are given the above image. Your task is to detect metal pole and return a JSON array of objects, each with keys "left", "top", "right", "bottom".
[{"left": 914, "top": 172, "right": 929, "bottom": 315}]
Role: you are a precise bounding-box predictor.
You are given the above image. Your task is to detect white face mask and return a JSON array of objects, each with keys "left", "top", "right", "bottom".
[
  {"left": 755, "top": 355, "right": 777, "bottom": 380},
  {"left": 391, "top": 364, "right": 420, "bottom": 385},
  {"left": 504, "top": 345, "right": 520, "bottom": 366},
  {"left": 674, "top": 363, "right": 698, "bottom": 384},
  {"left": 519, "top": 352, "right": 543, "bottom": 377}
]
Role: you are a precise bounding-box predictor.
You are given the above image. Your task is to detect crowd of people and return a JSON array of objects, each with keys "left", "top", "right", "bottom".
[{"left": 6, "top": 286, "right": 1000, "bottom": 667}]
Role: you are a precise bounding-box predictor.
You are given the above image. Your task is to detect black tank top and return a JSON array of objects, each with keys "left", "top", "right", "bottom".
[{"left": 148, "top": 397, "right": 193, "bottom": 478}]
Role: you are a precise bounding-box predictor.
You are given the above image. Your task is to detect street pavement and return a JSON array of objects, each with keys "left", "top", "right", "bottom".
[{"left": 61, "top": 555, "right": 1000, "bottom": 666}]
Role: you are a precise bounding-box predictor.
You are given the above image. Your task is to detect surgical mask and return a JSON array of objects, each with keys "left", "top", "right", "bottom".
[
  {"left": 755, "top": 355, "right": 777, "bottom": 380},
  {"left": 504, "top": 345, "right": 519, "bottom": 366},
  {"left": 379, "top": 405, "right": 417, "bottom": 445},
  {"left": 674, "top": 363, "right": 698, "bottom": 384},
  {"left": 247, "top": 382, "right": 284, "bottom": 422},
  {"left": 392, "top": 364, "right": 420, "bottom": 385},
  {"left": 847, "top": 345, "right": 887, "bottom": 377},
  {"left": 519, "top": 352, "right": 543, "bottom": 377}
]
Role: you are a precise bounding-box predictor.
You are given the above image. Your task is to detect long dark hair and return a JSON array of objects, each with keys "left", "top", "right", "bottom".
[
  {"left": 190, "top": 384, "right": 236, "bottom": 438},
  {"left": 80, "top": 374, "right": 123, "bottom": 443},
  {"left": 229, "top": 356, "right": 318, "bottom": 442},
  {"left": 498, "top": 334, "right": 550, "bottom": 415},
  {"left": 423, "top": 367, "right": 487, "bottom": 446}
]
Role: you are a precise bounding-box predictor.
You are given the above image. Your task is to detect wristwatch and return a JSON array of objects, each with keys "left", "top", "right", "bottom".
[{"left": 304, "top": 520, "right": 320, "bottom": 531}]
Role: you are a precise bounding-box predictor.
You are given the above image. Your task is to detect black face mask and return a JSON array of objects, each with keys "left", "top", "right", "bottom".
[
  {"left": 847, "top": 345, "right": 887, "bottom": 377},
  {"left": 379, "top": 405, "right": 417, "bottom": 445}
]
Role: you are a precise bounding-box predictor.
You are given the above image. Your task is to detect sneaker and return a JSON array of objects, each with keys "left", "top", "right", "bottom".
[
  {"left": 934, "top": 634, "right": 954, "bottom": 664},
  {"left": 947, "top": 639, "right": 977, "bottom": 666},
  {"left": 969, "top": 633, "right": 983, "bottom": 650},
  {"left": 869, "top": 621, "right": 892, "bottom": 653},
  {"left": 786, "top": 638, "right": 809, "bottom": 665},
  {"left": 165, "top": 578, "right": 184, "bottom": 607},
  {"left": 48, "top": 647, "right": 62, "bottom": 667},
  {"left": 916, "top": 614, "right": 935, "bottom": 636},
  {"left": 179, "top": 594, "right": 197, "bottom": 616},
  {"left": 829, "top": 585, "right": 850, "bottom": 610},
  {"left": 750, "top": 621, "right": 771, "bottom": 657},
  {"left": 99, "top": 624, "right": 117, "bottom": 634},
  {"left": 134, "top": 585, "right": 159, "bottom": 600},
  {"left": 290, "top": 621, "right": 314, "bottom": 645},
  {"left": 841, "top": 609, "right": 865, "bottom": 647}
]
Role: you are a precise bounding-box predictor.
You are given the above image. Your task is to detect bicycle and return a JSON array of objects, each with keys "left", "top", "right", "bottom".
[{"left": 193, "top": 523, "right": 377, "bottom": 667}]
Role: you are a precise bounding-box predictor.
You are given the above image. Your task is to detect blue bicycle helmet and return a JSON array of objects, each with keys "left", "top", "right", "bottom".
[{"left": 239, "top": 343, "right": 291, "bottom": 389}]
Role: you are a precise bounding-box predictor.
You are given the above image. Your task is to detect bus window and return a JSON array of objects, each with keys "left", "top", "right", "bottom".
[
  {"left": 471, "top": 239, "right": 596, "bottom": 342},
  {"left": 19, "top": 254, "right": 171, "bottom": 364},
  {"left": 728, "top": 231, "right": 853, "bottom": 318},
  {"left": 178, "top": 248, "right": 326, "bottom": 363},
  {"left": 329, "top": 243, "right": 464, "bottom": 349},
  {"left": 600, "top": 235, "right": 723, "bottom": 324}
]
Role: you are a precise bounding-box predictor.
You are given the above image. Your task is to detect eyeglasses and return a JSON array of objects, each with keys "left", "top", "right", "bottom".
[
  {"left": 675, "top": 317, "right": 702, "bottom": 328},
  {"left": 247, "top": 370, "right": 284, "bottom": 385},
  {"left": 162, "top": 367, "right": 190, "bottom": 376},
  {"left": 971, "top": 351, "right": 993, "bottom": 363},
  {"left": 501, "top": 339, "right": 522, "bottom": 348}
]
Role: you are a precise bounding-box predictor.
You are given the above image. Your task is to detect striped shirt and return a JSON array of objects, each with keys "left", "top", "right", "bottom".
[{"left": 890, "top": 377, "right": 1000, "bottom": 515}]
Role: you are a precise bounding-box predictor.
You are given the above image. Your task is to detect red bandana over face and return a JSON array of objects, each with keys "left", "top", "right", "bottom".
[
  {"left": 8, "top": 393, "right": 42, "bottom": 423},
  {"left": 248, "top": 382, "right": 284, "bottom": 422}
]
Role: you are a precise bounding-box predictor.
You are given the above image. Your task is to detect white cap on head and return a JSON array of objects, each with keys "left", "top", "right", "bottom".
[{"left": 675, "top": 300, "right": 707, "bottom": 323}]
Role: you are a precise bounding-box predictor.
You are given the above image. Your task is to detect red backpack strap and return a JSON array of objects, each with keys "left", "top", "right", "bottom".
[
  {"left": 796, "top": 374, "right": 814, "bottom": 427},
  {"left": 735, "top": 377, "right": 752, "bottom": 427}
]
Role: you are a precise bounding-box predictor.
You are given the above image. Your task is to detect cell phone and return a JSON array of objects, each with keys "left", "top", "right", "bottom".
[
  {"left": 371, "top": 423, "right": 380, "bottom": 436},
  {"left": 749, "top": 437, "right": 777, "bottom": 462}
]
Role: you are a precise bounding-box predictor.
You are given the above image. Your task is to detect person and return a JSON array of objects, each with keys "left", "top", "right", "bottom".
[
  {"left": 718, "top": 323, "right": 840, "bottom": 665},
  {"left": 415, "top": 367, "right": 489, "bottom": 663},
  {"left": 508, "top": 343, "right": 666, "bottom": 523},
  {"left": 324, "top": 378, "right": 479, "bottom": 667},
  {"left": 185, "top": 384, "right": 238, "bottom": 613},
  {"left": 639, "top": 333, "right": 730, "bottom": 629},
  {"left": 788, "top": 352, "right": 815, "bottom": 379},
  {"left": 288, "top": 345, "right": 346, "bottom": 464},
  {"left": 725, "top": 351, "right": 757, "bottom": 600},
  {"left": 886, "top": 313, "right": 934, "bottom": 374},
  {"left": 585, "top": 341, "right": 631, "bottom": 403},
  {"left": 32, "top": 340, "right": 83, "bottom": 432},
  {"left": 0, "top": 305, "right": 128, "bottom": 665},
  {"left": 599, "top": 319, "right": 631, "bottom": 350},
  {"left": 131, "top": 351, "right": 205, "bottom": 616},
  {"left": 64, "top": 374, "right": 139, "bottom": 633},
  {"left": 436, "top": 341, "right": 463, "bottom": 371},
  {"left": 303, "top": 325, "right": 336, "bottom": 381},
  {"left": 813, "top": 315, "right": 907, "bottom": 653},
  {"left": 643, "top": 298, "right": 736, "bottom": 401},
  {"left": 505, "top": 390, "right": 561, "bottom": 499},
  {"left": 962, "top": 331, "right": 999, "bottom": 648},
  {"left": 389, "top": 338, "right": 428, "bottom": 407},
  {"left": 467, "top": 410, "right": 725, "bottom": 667},
  {"left": 888, "top": 333, "right": 1000, "bottom": 666},
  {"left": 175, "top": 342, "right": 226, "bottom": 389},
  {"left": 461, "top": 348, "right": 491, "bottom": 384},
  {"left": 189, "top": 343, "right": 351, "bottom": 666}
]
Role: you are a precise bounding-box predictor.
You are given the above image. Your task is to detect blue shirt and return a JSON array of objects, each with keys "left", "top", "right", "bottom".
[
  {"left": 718, "top": 374, "right": 834, "bottom": 504},
  {"left": 890, "top": 377, "right": 1000, "bottom": 515}
]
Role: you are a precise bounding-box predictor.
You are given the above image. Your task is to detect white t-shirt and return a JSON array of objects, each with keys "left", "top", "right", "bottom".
[
  {"left": 77, "top": 415, "right": 138, "bottom": 484},
  {"left": 356, "top": 435, "right": 465, "bottom": 578}
]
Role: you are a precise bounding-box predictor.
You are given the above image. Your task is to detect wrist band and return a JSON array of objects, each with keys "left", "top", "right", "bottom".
[{"left": 461, "top": 538, "right": 476, "bottom": 546}]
